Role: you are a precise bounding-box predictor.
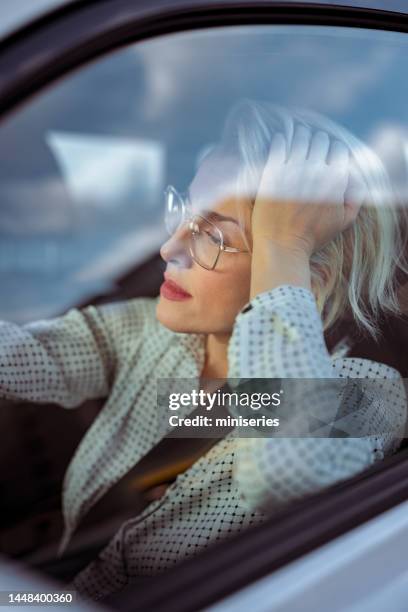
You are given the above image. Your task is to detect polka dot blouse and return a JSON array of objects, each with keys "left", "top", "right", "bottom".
[{"left": 0, "top": 284, "right": 406, "bottom": 601}]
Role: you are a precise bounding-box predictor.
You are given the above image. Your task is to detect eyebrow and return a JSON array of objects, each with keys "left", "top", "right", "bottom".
[
  {"left": 201, "top": 209, "right": 240, "bottom": 225},
  {"left": 187, "top": 189, "right": 239, "bottom": 225}
]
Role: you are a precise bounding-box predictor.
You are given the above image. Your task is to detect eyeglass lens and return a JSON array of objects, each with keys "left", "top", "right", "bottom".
[{"left": 165, "top": 188, "right": 222, "bottom": 269}]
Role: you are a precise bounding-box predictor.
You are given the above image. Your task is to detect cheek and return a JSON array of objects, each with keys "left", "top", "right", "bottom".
[
  {"left": 196, "top": 259, "right": 251, "bottom": 312},
  {"left": 226, "top": 260, "right": 252, "bottom": 304}
]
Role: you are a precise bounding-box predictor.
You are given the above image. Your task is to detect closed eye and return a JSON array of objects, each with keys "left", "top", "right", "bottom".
[{"left": 203, "top": 230, "right": 221, "bottom": 245}]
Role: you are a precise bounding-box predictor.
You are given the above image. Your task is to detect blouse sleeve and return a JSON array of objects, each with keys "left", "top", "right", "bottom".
[
  {"left": 227, "top": 284, "right": 407, "bottom": 512},
  {"left": 69, "top": 520, "right": 129, "bottom": 602},
  {"left": 0, "top": 297, "right": 152, "bottom": 408}
]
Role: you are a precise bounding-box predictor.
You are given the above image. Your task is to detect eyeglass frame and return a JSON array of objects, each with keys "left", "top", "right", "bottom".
[{"left": 164, "top": 184, "right": 250, "bottom": 271}]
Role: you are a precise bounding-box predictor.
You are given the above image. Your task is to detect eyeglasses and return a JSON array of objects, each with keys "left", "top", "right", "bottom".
[{"left": 164, "top": 185, "right": 250, "bottom": 271}]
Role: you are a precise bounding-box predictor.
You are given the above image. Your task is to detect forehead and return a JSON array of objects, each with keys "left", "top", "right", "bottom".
[{"left": 189, "top": 151, "right": 244, "bottom": 217}]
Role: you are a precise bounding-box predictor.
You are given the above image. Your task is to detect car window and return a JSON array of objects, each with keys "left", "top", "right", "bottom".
[
  {"left": 0, "top": 23, "right": 407, "bottom": 600},
  {"left": 1, "top": 25, "right": 408, "bottom": 320}
]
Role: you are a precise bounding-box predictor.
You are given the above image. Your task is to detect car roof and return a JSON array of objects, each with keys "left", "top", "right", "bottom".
[{"left": 0, "top": 0, "right": 407, "bottom": 42}]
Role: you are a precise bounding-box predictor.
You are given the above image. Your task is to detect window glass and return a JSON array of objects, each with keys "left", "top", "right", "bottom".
[
  {"left": 0, "top": 24, "right": 407, "bottom": 600},
  {"left": 1, "top": 26, "right": 408, "bottom": 320}
]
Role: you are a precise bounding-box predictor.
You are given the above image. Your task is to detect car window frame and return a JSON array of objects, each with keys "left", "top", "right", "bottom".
[{"left": 1, "top": 0, "right": 408, "bottom": 119}]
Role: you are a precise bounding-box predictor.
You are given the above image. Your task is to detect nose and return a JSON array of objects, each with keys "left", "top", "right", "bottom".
[{"left": 160, "top": 220, "right": 193, "bottom": 267}]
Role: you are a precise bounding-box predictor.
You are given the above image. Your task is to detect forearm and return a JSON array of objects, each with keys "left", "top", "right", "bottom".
[
  {"left": 250, "top": 239, "right": 312, "bottom": 301},
  {"left": 229, "top": 280, "right": 406, "bottom": 513},
  {"left": 71, "top": 521, "right": 128, "bottom": 601},
  {"left": 234, "top": 435, "right": 377, "bottom": 513},
  {"left": 0, "top": 307, "right": 113, "bottom": 408}
]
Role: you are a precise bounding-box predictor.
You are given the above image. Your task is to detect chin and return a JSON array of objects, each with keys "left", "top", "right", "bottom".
[{"left": 155, "top": 300, "right": 192, "bottom": 333}]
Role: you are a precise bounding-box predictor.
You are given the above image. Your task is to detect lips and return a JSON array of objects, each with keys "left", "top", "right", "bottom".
[{"left": 162, "top": 273, "right": 192, "bottom": 297}]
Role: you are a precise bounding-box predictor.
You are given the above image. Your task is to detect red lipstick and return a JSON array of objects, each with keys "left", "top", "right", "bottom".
[{"left": 160, "top": 274, "right": 192, "bottom": 301}]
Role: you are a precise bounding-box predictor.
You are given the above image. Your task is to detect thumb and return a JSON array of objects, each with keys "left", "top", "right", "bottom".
[{"left": 343, "top": 162, "right": 367, "bottom": 228}]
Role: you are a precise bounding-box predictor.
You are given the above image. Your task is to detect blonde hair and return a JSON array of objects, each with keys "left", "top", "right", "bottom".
[{"left": 219, "top": 98, "right": 408, "bottom": 340}]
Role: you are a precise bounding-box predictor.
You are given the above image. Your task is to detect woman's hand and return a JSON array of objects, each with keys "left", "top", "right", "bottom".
[
  {"left": 248, "top": 126, "right": 366, "bottom": 300},
  {"left": 251, "top": 126, "right": 363, "bottom": 257}
]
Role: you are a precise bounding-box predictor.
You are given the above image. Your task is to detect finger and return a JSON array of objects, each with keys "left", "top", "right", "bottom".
[
  {"left": 257, "top": 132, "right": 286, "bottom": 197},
  {"left": 316, "top": 140, "right": 349, "bottom": 205},
  {"left": 327, "top": 139, "right": 349, "bottom": 168},
  {"left": 289, "top": 124, "right": 312, "bottom": 163},
  {"left": 268, "top": 132, "right": 287, "bottom": 165},
  {"left": 308, "top": 130, "right": 331, "bottom": 163},
  {"left": 344, "top": 195, "right": 362, "bottom": 229},
  {"left": 344, "top": 162, "right": 368, "bottom": 208}
]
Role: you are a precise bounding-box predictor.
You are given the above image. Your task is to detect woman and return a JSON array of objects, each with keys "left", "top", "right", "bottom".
[{"left": 1, "top": 99, "right": 407, "bottom": 601}]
